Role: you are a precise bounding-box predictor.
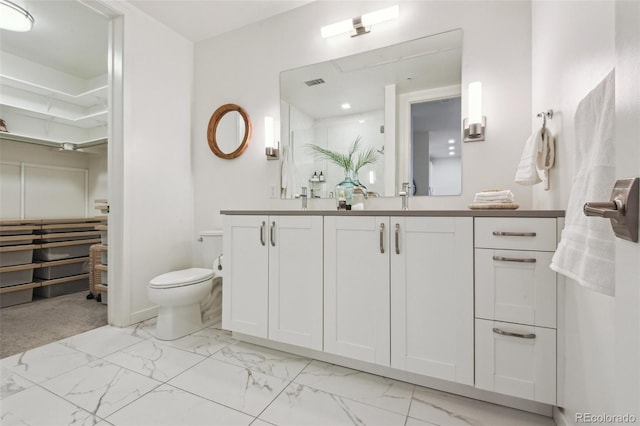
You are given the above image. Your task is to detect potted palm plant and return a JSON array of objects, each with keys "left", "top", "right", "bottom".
[{"left": 307, "top": 136, "right": 378, "bottom": 204}]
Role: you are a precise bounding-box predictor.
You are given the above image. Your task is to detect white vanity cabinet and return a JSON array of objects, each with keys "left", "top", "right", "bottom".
[
  {"left": 473, "top": 217, "right": 557, "bottom": 405},
  {"left": 323, "top": 215, "right": 474, "bottom": 380},
  {"left": 223, "top": 210, "right": 564, "bottom": 410},
  {"left": 223, "top": 215, "right": 323, "bottom": 349},
  {"left": 323, "top": 216, "right": 390, "bottom": 366},
  {"left": 390, "top": 216, "right": 474, "bottom": 385}
]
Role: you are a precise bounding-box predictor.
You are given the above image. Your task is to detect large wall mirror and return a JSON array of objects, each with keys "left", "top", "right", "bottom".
[{"left": 279, "top": 29, "right": 462, "bottom": 198}]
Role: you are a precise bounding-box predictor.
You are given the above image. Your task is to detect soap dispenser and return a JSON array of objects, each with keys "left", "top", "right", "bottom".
[{"left": 337, "top": 191, "right": 347, "bottom": 210}]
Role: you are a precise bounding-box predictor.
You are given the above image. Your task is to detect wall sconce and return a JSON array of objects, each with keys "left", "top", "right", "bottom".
[
  {"left": 321, "top": 5, "right": 399, "bottom": 38},
  {"left": 464, "top": 81, "right": 486, "bottom": 142},
  {"left": 264, "top": 116, "right": 279, "bottom": 160},
  {"left": 0, "top": 0, "right": 35, "bottom": 32}
]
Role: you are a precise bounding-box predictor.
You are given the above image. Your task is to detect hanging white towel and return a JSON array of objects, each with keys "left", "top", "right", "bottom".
[
  {"left": 536, "top": 128, "right": 555, "bottom": 189},
  {"left": 550, "top": 70, "right": 616, "bottom": 296},
  {"left": 536, "top": 128, "right": 555, "bottom": 171},
  {"left": 515, "top": 130, "right": 543, "bottom": 185}
]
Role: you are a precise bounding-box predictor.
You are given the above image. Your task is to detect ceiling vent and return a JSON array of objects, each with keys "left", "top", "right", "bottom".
[{"left": 304, "top": 78, "right": 325, "bottom": 87}]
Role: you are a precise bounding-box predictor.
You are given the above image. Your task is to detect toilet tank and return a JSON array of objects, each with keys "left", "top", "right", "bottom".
[{"left": 195, "top": 230, "right": 223, "bottom": 269}]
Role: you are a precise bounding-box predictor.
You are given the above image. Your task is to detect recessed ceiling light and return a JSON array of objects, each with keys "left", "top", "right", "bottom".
[
  {"left": 341, "top": 103, "right": 351, "bottom": 110},
  {"left": 0, "top": 0, "right": 34, "bottom": 32},
  {"left": 359, "top": 119, "right": 365, "bottom": 123},
  {"left": 448, "top": 139, "right": 455, "bottom": 144},
  {"left": 449, "top": 146, "right": 455, "bottom": 150},
  {"left": 449, "top": 151, "right": 455, "bottom": 156}
]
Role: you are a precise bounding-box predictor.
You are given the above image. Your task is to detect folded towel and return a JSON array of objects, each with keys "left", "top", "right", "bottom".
[
  {"left": 515, "top": 131, "right": 543, "bottom": 185},
  {"left": 550, "top": 70, "right": 616, "bottom": 296},
  {"left": 473, "top": 190, "right": 514, "bottom": 204}
]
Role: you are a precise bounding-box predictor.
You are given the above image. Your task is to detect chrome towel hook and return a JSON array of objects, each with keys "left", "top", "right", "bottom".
[{"left": 537, "top": 109, "right": 554, "bottom": 130}]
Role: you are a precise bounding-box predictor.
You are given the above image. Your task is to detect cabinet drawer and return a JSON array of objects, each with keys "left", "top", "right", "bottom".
[
  {"left": 475, "top": 249, "right": 556, "bottom": 328},
  {"left": 475, "top": 218, "right": 556, "bottom": 251},
  {"left": 475, "top": 319, "right": 556, "bottom": 405}
]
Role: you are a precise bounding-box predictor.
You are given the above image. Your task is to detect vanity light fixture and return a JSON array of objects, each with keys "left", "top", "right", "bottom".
[
  {"left": 341, "top": 102, "right": 351, "bottom": 110},
  {"left": 264, "top": 116, "right": 279, "bottom": 160},
  {"left": 464, "top": 81, "right": 486, "bottom": 142},
  {"left": 321, "top": 5, "right": 399, "bottom": 38},
  {"left": 0, "top": 0, "right": 34, "bottom": 32}
]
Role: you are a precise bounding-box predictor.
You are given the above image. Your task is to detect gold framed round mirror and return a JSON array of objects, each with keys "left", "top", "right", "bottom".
[{"left": 207, "top": 103, "right": 252, "bottom": 159}]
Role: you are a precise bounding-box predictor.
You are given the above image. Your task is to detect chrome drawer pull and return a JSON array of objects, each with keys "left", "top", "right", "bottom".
[
  {"left": 492, "top": 231, "right": 537, "bottom": 237},
  {"left": 492, "top": 256, "right": 536, "bottom": 263},
  {"left": 493, "top": 327, "right": 536, "bottom": 339},
  {"left": 379, "top": 223, "right": 385, "bottom": 254},
  {"left": 395, "top": 223, "right": 400, "bottom": 255},
  {"left": 270, "top": 221, "right": 276, "bottom": 247},
  {"left": 260, "top": 221, "right": 266, "bottom": 246}
]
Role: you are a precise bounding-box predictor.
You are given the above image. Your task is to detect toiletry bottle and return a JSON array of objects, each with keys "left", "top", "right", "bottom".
[
  {"left": 338, "top": 191, "right": 347, "bottom": 210},
  {"left": 311, "top": 172, "right": 319, "bottom": 182},
  {"left": 319, "top": 171, "right": 325, "bottom": 182}
]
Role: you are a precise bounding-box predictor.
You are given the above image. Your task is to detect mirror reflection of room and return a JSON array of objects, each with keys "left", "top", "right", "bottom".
[
  {"left": 280, "top": 29, "right": 462, "bottom": 199},
  {"left": 411, "top": 96, "right": 462, "bottom": 196}
]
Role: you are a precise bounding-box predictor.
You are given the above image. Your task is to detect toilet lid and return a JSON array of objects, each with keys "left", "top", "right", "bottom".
[{"left": 149, "top": 268, "right": 215, "bottom": 289}]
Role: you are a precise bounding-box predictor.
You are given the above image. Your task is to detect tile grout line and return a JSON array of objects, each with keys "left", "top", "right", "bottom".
[{"left": 250, "top": 356, "right": 314, "bottom": 423}]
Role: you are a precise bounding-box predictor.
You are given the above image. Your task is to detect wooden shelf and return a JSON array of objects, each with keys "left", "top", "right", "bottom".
[{"left": 0, "top": 282, "right": 41, "bottom": 294}]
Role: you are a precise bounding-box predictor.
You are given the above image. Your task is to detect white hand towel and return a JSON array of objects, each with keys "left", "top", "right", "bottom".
[
  {"left": 515, "top": 130, "right": 543, "bottom": 185},
  {"left": 550, "top": 70, "right": 616, "bottom": 296},
  {"left": 536, "top": 127, "right": 555, "bottom": 171}
]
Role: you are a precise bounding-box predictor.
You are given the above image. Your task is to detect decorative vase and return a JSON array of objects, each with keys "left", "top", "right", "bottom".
[{"left": 335, "top": 170, "right": 358, "bottom": 207}]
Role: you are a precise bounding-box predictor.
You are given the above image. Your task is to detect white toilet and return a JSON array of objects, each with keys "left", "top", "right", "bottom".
[{"left": 148, "top": 230, "right": 223, "bottom": 340}]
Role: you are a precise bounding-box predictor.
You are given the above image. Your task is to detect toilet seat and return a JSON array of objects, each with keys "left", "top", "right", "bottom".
[{"left": 149, "top": 268, "right": 214, "bottom": 289}]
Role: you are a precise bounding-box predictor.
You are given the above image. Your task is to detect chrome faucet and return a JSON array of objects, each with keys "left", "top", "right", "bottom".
[
  {"left": 301, "top": 187, "right": 308, "bottom": 211},
  {"left": 401, "top": 182, "right": 411, "bottom": 210}
]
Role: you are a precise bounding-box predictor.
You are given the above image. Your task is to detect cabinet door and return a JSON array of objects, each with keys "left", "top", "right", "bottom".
[
  {"left": 223, "top": 215, "right": 268, "bottom": 338},
  {"left": 391, "top": 217, "right": 474, "bottom": 386},
  {"left": 475, "top": 319, "right": 556, "bottom": 405},
  {"left": 324, "top": 216, "right": 390, "bottom": 366},
  {"left": 268, "top": 215, "right": 323, "bottom": 350},
  {"left": 475, "top": 249, "right": 556, "bottom": 328}
]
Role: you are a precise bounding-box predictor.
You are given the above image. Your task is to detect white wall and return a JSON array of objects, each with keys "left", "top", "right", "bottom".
[
  {"left": 0, "top": 140, "right": 107, "bottom": 219},
  {"left": 193, "top": 0, "right": 532, "bottom": 232},
  {"left": 613, "top": 1, "right": 640, "bottom": 418},
  {"left": 104, "top": 1, "right": 194, "bottom": 325},
  {"left": 531, "top": 1, "right": 633, "bottom": 424}
]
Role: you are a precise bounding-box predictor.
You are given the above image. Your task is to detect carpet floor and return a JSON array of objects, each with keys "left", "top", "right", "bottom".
[{"left": 0, "top": 291, "right": 107, "bottom": 359}]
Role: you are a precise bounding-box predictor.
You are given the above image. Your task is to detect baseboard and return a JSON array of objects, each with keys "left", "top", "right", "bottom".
[
  {"left": 234, "top": 332, "right": 554, "bottom": 417},
  {"left": 128, "top": 305, "right": 158, "bottom": 326},
  {"left": 554, "top": 406, "right": 571, "bottom": 426}
]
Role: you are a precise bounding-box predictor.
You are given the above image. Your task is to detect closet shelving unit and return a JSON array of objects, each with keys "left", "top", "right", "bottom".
[
  {"left": 89, "top": 200, "right": 109, "bottom": 304},
  {"left": 0, "top": 218, "right": 104, "bottom": 307},
  {"left": 0, "top": 64, "right": 108, "bottom": 148}
]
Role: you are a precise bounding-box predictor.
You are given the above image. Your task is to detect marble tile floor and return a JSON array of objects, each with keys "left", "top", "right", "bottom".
[{"left": 1, "top": 321, "right": 556, "bottom": 426}]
